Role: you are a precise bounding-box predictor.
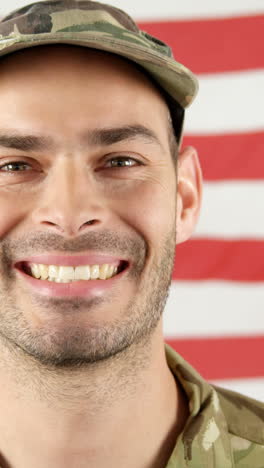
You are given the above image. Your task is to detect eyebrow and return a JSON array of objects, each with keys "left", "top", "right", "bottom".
[
  {"left": 0, "top": 125, "right": 163, "bottom": 152},
  {"left": 83, "top": 125, "right": 162, "bottom": 148},
  {"left": 0, "top": 133, "right": 54, "bottom": 152}
]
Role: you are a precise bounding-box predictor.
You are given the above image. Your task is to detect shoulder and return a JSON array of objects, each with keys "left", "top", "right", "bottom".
[
  {"left": 213, "top": 384, "right": 264, "bottom": 467},
  {"left": 165, "top": 344, "right": 264, "bottom": 467}
]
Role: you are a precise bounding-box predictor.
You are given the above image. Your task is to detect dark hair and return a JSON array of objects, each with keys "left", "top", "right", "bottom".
[
  {"left": 162, "top": 89, "right": 183, "bottom": 163},
  {"left": 151, "top": 82, "right": 183, "bottom": 165}
]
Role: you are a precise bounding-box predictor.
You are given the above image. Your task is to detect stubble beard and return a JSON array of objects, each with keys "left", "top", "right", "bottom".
[{"left": 0, "top": 228, "right": 176, "bottom": 370}]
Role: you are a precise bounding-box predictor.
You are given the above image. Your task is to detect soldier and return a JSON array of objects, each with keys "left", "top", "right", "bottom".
[{"left": 0, "top": 1, "right": 262, "bottom": 467}]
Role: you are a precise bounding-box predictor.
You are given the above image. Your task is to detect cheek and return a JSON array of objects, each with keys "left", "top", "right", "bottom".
[
  {"left": 113, "top": 178, "right": 177, "bottom": 246},
  {"left": 0, "top": 192, "right": 31, "bottom": 238},
  {"left": 0, "top": 198, "right": 18, "bottom": 238}
]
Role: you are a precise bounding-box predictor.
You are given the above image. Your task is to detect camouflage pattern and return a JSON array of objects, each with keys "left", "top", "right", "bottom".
[
  {"left": 0, "top": 0, "right": 198, "bottom": 112},
  {"left": 165, "top": 344, "right": 264, "bottom": 467}
]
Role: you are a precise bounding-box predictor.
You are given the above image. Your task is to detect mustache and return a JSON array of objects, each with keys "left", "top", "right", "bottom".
[{"left": 0, "top": 229, "right": 147, "bottom": 270}]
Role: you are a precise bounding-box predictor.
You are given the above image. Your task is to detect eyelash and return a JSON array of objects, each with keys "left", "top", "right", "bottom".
[{"left": 0, "top": 156, "right": 142, "bottom": 173}]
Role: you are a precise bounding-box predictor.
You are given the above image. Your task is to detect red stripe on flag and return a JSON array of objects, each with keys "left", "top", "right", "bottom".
[
  {"left": 166, "top": 336, "right": 264, "bottom": 380},
  {"left": 183, "top": 132, "right": 264, "bottom": 181},
  {"left": 139, "top": 15, "right": 264, "bottom": 74},
  {"left": 173, "top": 240, "right": 264, "bottom": 282}
]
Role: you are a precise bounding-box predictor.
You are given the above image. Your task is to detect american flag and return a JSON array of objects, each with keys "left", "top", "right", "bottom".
[{"left": 1, "top": 0, "right": 264, "bottom": 401}]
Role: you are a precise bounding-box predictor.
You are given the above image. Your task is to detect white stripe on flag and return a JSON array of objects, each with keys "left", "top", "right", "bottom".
[
  {"left": 211, "top": 377, "right": 264, "bottom": 402},
  {"left": 163, "top": 282, "right": 264, "bottom": 337},
  {"left": 193, "top": 181, "right": 264, "bottom": 239},
  {"left": 105, "top": 0, "right": 264, "bottom": 20},
  {"left": 185, "top": 69, "right": 264, "bottom": 135}
]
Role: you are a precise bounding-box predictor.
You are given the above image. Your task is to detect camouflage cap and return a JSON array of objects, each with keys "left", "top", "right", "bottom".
[{"left": 0, "top": 0, "right": 198, "bottom": 142}]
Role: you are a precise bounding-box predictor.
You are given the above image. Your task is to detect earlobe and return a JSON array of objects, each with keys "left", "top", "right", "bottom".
[{"left": 176, "top": 146, "right": 203, "bottom": 245}]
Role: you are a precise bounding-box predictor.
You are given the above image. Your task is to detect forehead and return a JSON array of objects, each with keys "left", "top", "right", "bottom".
[
  {"left": 0, "top": 45, "right": 166, "bottom": 102},
  {"left": 0, "top": 45, "right": 171, "bottom": 147}
]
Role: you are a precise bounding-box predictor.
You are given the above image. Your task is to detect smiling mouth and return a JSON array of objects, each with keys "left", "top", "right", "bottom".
[{"left": 16, "top": 261, "right": 128, "bottom": 283}]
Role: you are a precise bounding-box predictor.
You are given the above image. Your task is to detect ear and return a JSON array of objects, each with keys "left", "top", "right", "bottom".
[{"left": 176, "top": 146, "right": 203, "bottom": 245}]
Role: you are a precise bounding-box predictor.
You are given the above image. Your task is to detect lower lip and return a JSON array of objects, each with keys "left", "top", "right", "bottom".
[{"left": 15, "top": 267, "right": 127, "bottom": 298}]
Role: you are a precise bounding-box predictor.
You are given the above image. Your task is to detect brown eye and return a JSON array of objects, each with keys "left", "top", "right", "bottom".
[
  {"left": 105, "top": 157, "right": 140, "bottom": 168},
  {"left": 0, "top": 161, "right": 31, "bottom": 172}
]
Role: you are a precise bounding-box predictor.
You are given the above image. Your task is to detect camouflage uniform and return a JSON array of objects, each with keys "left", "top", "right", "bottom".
[{"left": 165, "top": 344, "right": 264, "bottom": 467}]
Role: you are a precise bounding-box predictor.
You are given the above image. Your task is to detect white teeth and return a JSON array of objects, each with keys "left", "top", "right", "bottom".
[
  {"left": 39, "top": 264, "right": 49, "bottom": 280},
  {"left": 27, "top": 263, "right": 121, "bottom": 282},
  {"left": 106, "top": 265, "right": 115, "bottom": 279},
  {"left": 58, "top": 266, "right": 74, "bottom": 281},
  {"left": 90, "top": 265, "right": 100, "bottom": 280},
  {"left": 30, "top": 263, "right": 41, "bottom": 279},
  {"left": 48, "top": 265, "right": 59, "bottom": 280},
  {"left": 74, "top": 266, "right": 91, "bottom": 281},
  {"left": 99, "top": 264, "right": 109, "bottom": 280}
]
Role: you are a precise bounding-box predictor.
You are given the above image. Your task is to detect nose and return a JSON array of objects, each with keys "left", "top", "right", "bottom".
[{"left": 31, "top": 159, "right": 109, "bottom": 236}]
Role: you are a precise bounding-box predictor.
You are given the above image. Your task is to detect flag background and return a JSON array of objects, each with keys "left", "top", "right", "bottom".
[{"left": 1, "top": 0, "right": 263, "bottom": 401}]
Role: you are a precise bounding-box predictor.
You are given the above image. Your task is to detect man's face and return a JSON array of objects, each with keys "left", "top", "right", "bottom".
[{"left": 0, "top": 46, "right": 179, "bottom": 367}]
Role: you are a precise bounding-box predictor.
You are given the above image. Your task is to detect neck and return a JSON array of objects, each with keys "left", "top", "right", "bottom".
[{"left": 0, "top": 329, "right": 189, "bottom": 468}]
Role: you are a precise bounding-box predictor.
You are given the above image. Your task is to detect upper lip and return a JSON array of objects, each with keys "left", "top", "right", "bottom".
[{"left": 14, "top": 254, "right": 129, "bottom": 268}]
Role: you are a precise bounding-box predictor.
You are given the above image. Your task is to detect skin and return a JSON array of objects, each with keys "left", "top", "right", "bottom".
[{"left": 0, "top": 46, "right": 202, "bottom": 468}]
